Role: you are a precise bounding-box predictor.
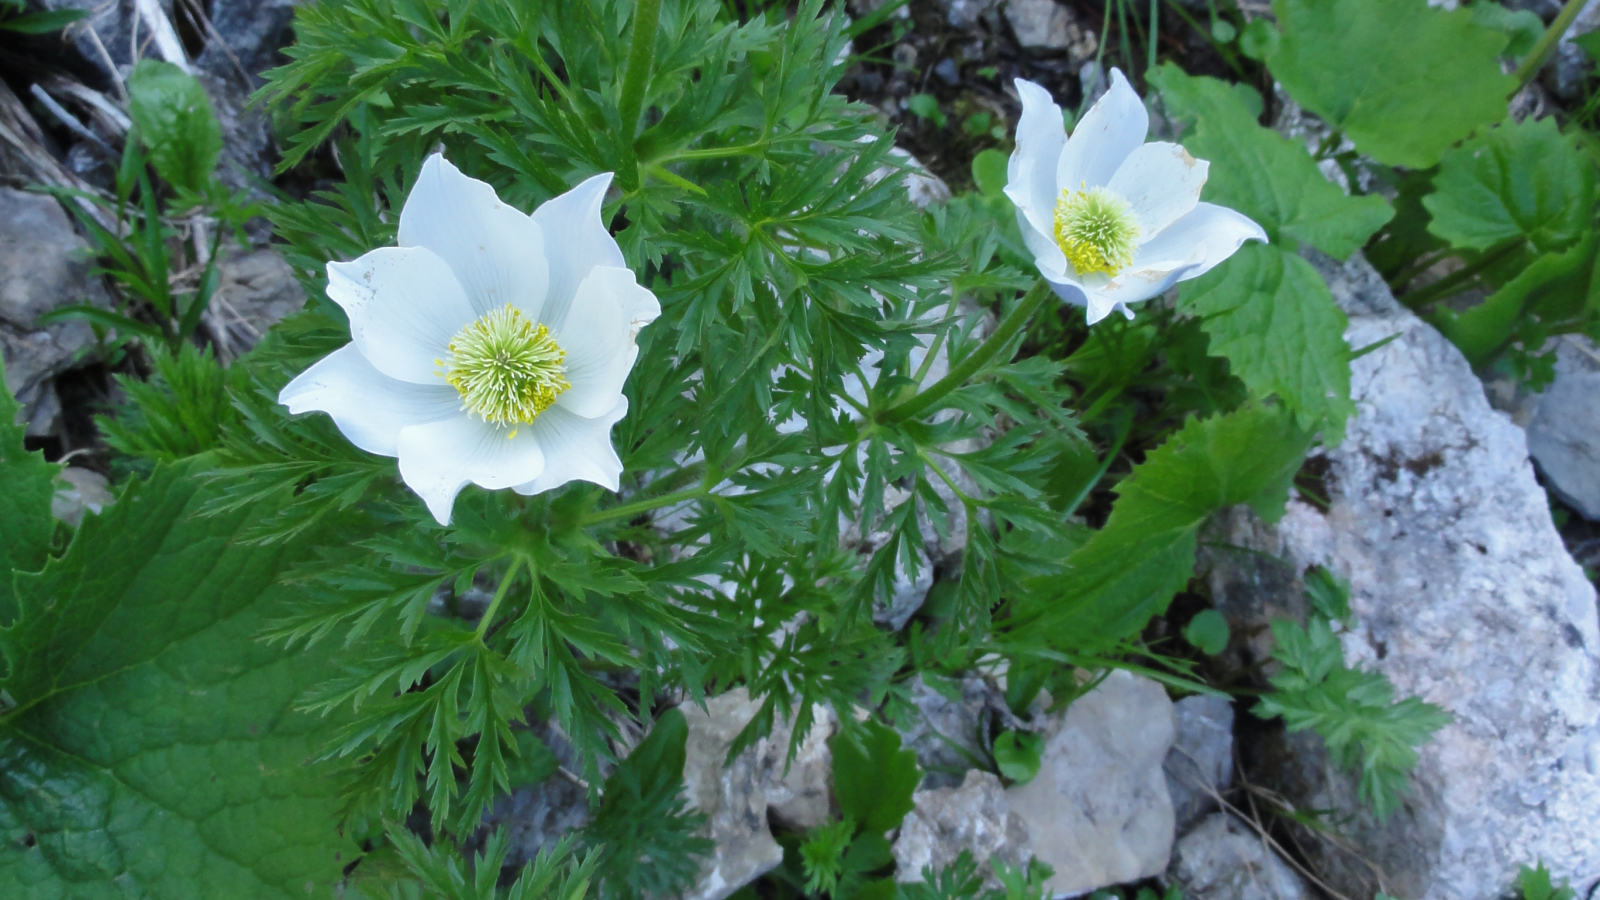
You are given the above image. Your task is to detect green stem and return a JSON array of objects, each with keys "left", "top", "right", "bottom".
[
  {"left": 583, "top": 483, "right": 709, "bottom": 526},
  {"left": 616, "top": 0, "right": 663, "bottom": 189},
  {"left": 476, "top": 556, "right": 526, "bottom": 641},
  {"left": 1147, "top": 0, "right": 1159, "bottom": 75},
  {"left": 1398, "top": 239, "right": 1522, "bottom": 310},
  {"left": 880, "top": 282, "right": 1052, "bottom": 425},
  {"left": 1515, "top": 0, "right": 1585, "bottom": 89}
]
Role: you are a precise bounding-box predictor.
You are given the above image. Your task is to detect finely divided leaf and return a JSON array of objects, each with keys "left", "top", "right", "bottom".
[
  {"left": 0, "top": 462, "right": 355, "bottom": 900},
  {"left": 1179, "top": 243, "right": 1357, "bottom": 436},
  {"left": 1424, "top": 117, "right": 1596, "bottom": 255},
  {"left": 0, "top": 374, "right": 58, "bottom": 620},
  {"left": 1151, "top": 64, "right": 1393, "bottom": 260},
  {"left": 1266, "top": 0, "right": 1514, "bottom": 169}
]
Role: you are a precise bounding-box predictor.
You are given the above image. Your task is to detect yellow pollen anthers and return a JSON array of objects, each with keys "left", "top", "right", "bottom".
[
  {"left": 443, "top": 305, "right": 569, "bottom": 434},
  {"left": 1053, "top": 185, "right": 1140, "bottom": 277}
]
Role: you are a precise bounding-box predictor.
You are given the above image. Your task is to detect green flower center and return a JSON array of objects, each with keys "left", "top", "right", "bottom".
[
  {"left": 442, "top": 305, "right": 569, "bottom": 432},
  {"left": 1053, "top": 186, "right": 1140, "bottom": 277}
]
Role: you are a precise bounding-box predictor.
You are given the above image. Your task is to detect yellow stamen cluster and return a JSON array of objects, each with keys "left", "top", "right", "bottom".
[
  {"left": 442, "top": 305, "right": 569, "bottom": 433},
  {"left": 1053, "top": 186, "right": 1140, "bottom": 277}
]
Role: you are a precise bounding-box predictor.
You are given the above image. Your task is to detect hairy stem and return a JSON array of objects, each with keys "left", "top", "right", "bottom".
[
  {"left": 881, "top": 281, "right": 1052, "bottom": 425},
  {"left": 1514, "top": 0, "right": 1585, "bottom": 89},
  {"left": 475, "top": 555, "right": 526, "bottom": 641}
]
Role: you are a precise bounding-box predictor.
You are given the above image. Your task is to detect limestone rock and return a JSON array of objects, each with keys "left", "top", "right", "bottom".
[
  {"left": 892, "top": 770, "right": 1030, "bottom": 885},
  {"left": 51, "top": 467, "right": 114, "bottom": 527},
  {"left": 938, "top": 0, "right": 998, "bottom": 30},
  {"left": 680, "top": 688, "right": 837, "bottom": 900},
  {"left": 0, "top": 188, "right": 111, "bottom": 432},
  {"left": 1004, "top": 0, "right": 1096, "bottom": 57},
  {"left": 1164, "top": 694, "right": 1234, "bottom": 835},
  {"left": 1169, "top": 814, "right": 1313, "bottom": 900},
  {"left": 1206, "top": 251, "right": 1600, "bottom": 900},
  {"left": 209, "top": 247, "right": 308, "bottom": 357},
  {"left": 1522, "top": 338, "right": 1600, "bottom": 519},
  {"left": 894, "top": 673, "right": 1011, "bottom": 790},
  {"left": 1005, "top": 670, "right": 1176, "bottom": 895}
]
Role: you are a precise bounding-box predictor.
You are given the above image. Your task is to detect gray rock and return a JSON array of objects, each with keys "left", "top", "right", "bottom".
[
  {"left": 939, "top": 0, "right": 998, "bottom": 30},
  {"left": 1004, "top": 0, "right": 1096, "bottom": 57},
  {"left": 1521, "top": 338, "right": 1600, "bottom": 519},
  {"left": 1549, "top": 0, "right": 1600, "bottom": 100},
  {"left": 51, "top": 467, "right": 114, "bottom": 527},
  {"left": 892, "top": 770, "right": 1031, "bottom": 886},
  {"left": 894, "top": 673, "right": 1010, "bottom": 789},
  {"left": 195, "top": 0, "right": 301, "bottom": 80},
  {"left": 1164, "top": 694, "right": 1234, "bottom": 836},
  {"left": 209, "top": 247, "right": 308, "bottom": 357},
  {"left": 872, "top": 539, "right": 935, "bottom": 631},
  {"left": 0, "top": 188, "right": 110, "bottom": 431},
  {"left": 1169, "top": 814, "right": 1313, "bottom": 900},
  {"left": 680, "top": 688, "right": 837, "bottom": 900},
  {"left": 1005, "top": 670, "right": 1176, "bottom": 895},
  {"left": 1205, "top": 251, "right": 1600, "bottom": 900},
  {"left": 474, "top": 720, "right": 593, "bottom": 868}
]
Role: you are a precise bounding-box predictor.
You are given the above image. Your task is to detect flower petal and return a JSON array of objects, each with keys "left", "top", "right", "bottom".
[
  {"left": 1058, "top": 68, "right": 1148, "bottom": 192},
  {"left": 553, "top": 267, "right": 651, "bottom": 418},
  {"left": 398, "top": 153, "right": 551, "bottom": 320},
  {"left": 513, "top": 398, "right": 629, "bottom": 496},
  {"left": 1004, "top": 79, "right": 1068, "bottom": 254},
  {"left": 1016, "top": 209, "right": 1069, "bottom": 282},
  {"left": 326, "top": 246, "right": 475, "bottom": 384},
  {"left": 1107, "top": 141, "right": 1209, "bottom": 240},
  {"left": 279, "top": 344, "right": 462, "bottom": 456},
  {"left": 397, "top": 414, "right": 547, "bottom": 525},
  {"left": 531, "top": 172, "right": 627, "bottom": 332},
  {"left": 1135, "top": 201, "right": 1269, "bottom": 277},
  {"left": 1082, "top": 263, "right": 1198, "bottom": 324}
]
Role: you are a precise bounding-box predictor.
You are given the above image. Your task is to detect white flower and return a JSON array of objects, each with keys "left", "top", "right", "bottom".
[
  {"left": 1006, "top": 70, "right": 1267, "bottom": 324},
  {"left": 279, "top": 154, "right": 661, "bottom": 525}
]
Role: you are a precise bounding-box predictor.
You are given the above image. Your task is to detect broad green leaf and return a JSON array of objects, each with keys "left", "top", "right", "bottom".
[
  {"left": 1019, "top": 404, "right": 1313, "bottom": 652},
  {"left": 1423, "top": 118, "right": 1596, "bottom": 255},
  {"left": 1183, "top": 609, "right": 1231, "bottom": 656},
  {"left": 0, "top": 7, "right": 87, "bottom": 33},
  {"left": 1470, "top": 0, "right": 1543, "bottom": 59},
  {"left": 832, "top": 719, "right": 919, "bottom": 836},
  {"left": 991, "top": 730, "right": 1042, "bottom": 784},
  {"left": 0, "top": 372, "right": 58, "bottom": 622},
  {"left": 127, "top": 60, "right": 223, "bottom": 196},
  {"left": 1179, "top": 243, "right": 1357, "bottom": 435},
  {"left": 1151, "top": 64, "right": 1393, "bottom": 260},
  {"left": 1429, "top": 233, "right": 1600, "bottom": 367},
  {"left": 1266, "top": 0, "right": 1514, "bottom": 169},
  {"left": 0, "top": 462, "right": 355, "bottom": 899}
]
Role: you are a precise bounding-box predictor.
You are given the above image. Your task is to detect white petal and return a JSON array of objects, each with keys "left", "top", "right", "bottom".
[
  {"left": 1107, "top": 142, "right": 1209, "bottom": 240},
  {"left": 279, "top": 344, "right": 461, "bottom": 456},
  {"left": 397, "top": 414, "right": 547, "bottom": 525},
  {"left": 513, "top": 398, "right": 629, "bottom": 496},
  {"left": 1016, "top": 209, "right": 1069, "bottom": 282},
  {"left": 553, "top": 267, "right": 648, "bottom": 418},
  {"left": 1135, "top": 201, "right": 1269, "bottom": 278},
  {"left": 1058, "top": 68, "right": 1148, "bottom": 192},
  {"left": 326, "top": 246, "right": 475, "bottom": 384},
  {"left": 1082, "top": 264, "right": 1198, "bottom": 323},
  {"left": 1004, "top": 79, "right": 1068, "bottom": 254},
  {"left": 399, "top": 153, "right": 551, "bottom": 320},
  {"left": 531, "top": 172, "right": 627, "bottom": 332}
]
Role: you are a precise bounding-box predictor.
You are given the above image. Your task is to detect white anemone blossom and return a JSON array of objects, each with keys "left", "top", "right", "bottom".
[
  {"left": 1006, "top": 70, "right": 1267, "bottom": 324},
  {"left": 279, "top": 154, "right": 660, "bottom": 525}
]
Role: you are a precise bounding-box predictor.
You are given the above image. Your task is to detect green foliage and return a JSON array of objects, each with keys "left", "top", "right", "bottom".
[
  {"left": 581, "top": 708, "right": 712, "bottom": 900},
  {"left": 1470, "top": 1, "right": 1543, "bottom": 60},
  {"left": 0, "top": 0, "right": 86, "bottom": 33},
  {"left": 1302, "top": 565, "right": 1351, "bottom": 622},
  {"left": 1424, "top": 118, "right": 1596, "bottom": 256},
  {"left": 1182, "top": 609, "right": 1231, "bottom": 656},
  {"left": 991, "top": 730, "right": 1042, "bottom": 784},
  {"left": 895, "top": 852, "right": 1057, "bottom": 900},
  {"left": 370, "top": 831, "right": 600, "bottom": 900},
  {"left": 97, "top": 342, "right": 233, "bottom": 464},
  {"left": 0, "top": 461, "right": 356, "bottom": 899},
  {"left": 506, "top": 728, "right": 560, "bottom": 789},
  {"left": 126, "top": 60, "right": 224, "bottom": 198},
  {"left": 1254, "top": 617, "right": 1452, "bottom": 819},
  {"left": 801, "top": 818, "right": 856, "bottom": 895},
  {"left": 832, "top": 719, "right": 921, "bottom": 836},
  {"left": 908, "top": 94, "right": 948, "bottom": 128},
  {"left": 0, "top": 374, "right": 59, "bottom": 620},
  {"left": 1265, "top": 0, "right": 1514, "bottom": 169},
  {"left": 1516, "top": 861, "right": 1577, "bottom": 900},
  {"left": 1010, "top": 404, "right": 1313, "bottom": 655}
]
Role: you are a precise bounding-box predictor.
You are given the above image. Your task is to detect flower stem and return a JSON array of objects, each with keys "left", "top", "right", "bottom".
[
  {"left": 583, "top": 483, "right": 710, "bottom": 527},
  {"left": 476, "top": 555, "right": 526, "bottom": 641},
  {"left": 880, "top": 282, "right": 1052, "bottom": 426},
  {"left": 1397, "top": 239, "right": 1522, "bottom": 311},
  {"left": 617, "top": 0, "right": 663, "bottom": 189},
  {"left": 1514, "top": 0, "right": 1585, "bottom": 90}
]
